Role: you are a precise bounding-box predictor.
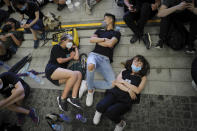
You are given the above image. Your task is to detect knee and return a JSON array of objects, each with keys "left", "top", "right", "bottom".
[
  {"left": 88, "top": 64, "right": 95, "bottom": 72},
  {"left": 70, "top": 71, "right": 78, "bottom": 79},
  {"left": 75, "top": 71, "right": 82, "bottom": 79},
  {"left": 96, "top": 102, "right": 105, "bottom": 113}
]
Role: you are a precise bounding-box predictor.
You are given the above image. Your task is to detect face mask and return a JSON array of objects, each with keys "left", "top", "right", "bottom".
[
  {"left": 131, "top": 64, "right": 141, "bottom": 72},
  {"left": 0, "top": 83, "right": 3, "bottom": 90},
  {"left": 101, "top": 21, "right": 107, "bottom": 27},
  {"left": 66, "top": 42, "right": 73, "bottom": 49},
  {"left": 20, "top": 5, "right": 27, "bottom": 11}
]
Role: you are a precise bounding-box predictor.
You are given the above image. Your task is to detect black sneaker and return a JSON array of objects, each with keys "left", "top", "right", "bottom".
[
  {"left": 142, "top": 33, "right": 152, "bottom": 49},
  {"left": 57, "top": 96, "right": 68, "bottom": 112},
  {"left": 155, "top": 40, "right": 164, "bottom": 49},
  {"left": 67, "top": 97, "right": 82, "bottom": 109},
  {"left": 28, "top": 108, "right": 39, "bottom": 125},
  {"left": 130, "top": 35, "right": 139, "bottom": 44},
  {"left": 185, "top": 48, "right": 196, "bottom": 55},
  {"left": 57, "top": 4, "right": 66, "bottom": 11},
  {"left": 34, "top": 40, "right": 39, "bottom": 49}
]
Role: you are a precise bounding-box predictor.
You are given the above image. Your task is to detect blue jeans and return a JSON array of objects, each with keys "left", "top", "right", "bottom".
[{"left": 86, "top": 52, "right": 115, "bottom": 90}]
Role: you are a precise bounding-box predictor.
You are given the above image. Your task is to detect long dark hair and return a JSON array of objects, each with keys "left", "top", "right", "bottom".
[{"left": 124, "top": 55, "right": 150, "bottom": 77}]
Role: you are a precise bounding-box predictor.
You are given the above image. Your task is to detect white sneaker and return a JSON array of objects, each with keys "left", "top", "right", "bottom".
[
  {"left": 93, "top": 111, "right": 102, "bottom": 125},
  {"left": 86, "top": 90, "right": 94, "bottom": 107},
  {"left": 114, "top": 120, "right": 126, "bottom": 131},
  {"left": 192, "top": 80, "right": 197, "bottom": 91},
  {"left": 79, "top": 80, "right": 88, "bottom": 98}
]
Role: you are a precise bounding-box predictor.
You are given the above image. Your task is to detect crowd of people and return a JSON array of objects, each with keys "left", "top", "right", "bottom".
[{"left": 0, "top": 0, "right": 197, "bottom": 131}]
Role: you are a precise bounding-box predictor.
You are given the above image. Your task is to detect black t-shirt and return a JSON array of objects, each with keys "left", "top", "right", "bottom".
[
  {"left": 163, "top": 0, "right": 197, "bottom": 8},
  {"left": 107, "top": 70, "right": 142, "bottom": 104},
  {"left": 92, "top": 29, "right": 121, "bottom": 63},
  {"left": 17, "top": 1, "right": 44, "bottom": 20},
  {"left": 128, "top": 0, "right": 155, "bottom": 5},
  {"left": 0, "top": 72, "right": 23, "bottom": 95},
  {"left": 48, "top": 44, "right": 75, "bottom": 68}
]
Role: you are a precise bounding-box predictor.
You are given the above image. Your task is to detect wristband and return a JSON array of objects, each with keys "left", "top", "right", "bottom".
[{"left": 103, "top": 38, "right": 105, "bottom": 42}]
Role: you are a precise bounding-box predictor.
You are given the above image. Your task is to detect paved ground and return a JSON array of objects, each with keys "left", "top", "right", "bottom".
[{"left": 0, "top": 88, "right": 197, "bottom": 131}]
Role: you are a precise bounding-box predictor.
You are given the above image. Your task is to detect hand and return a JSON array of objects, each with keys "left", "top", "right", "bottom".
[
  {"left": 176, "top": 1, "right": 188, "bottom": 11},
  {"left": 128, "top": 4, "right": 136, "bottom": 12},
  {"left": 21, "top": 24, "right": 30, "bottom": 28},
  {"left": 72, "top": 45, "right": 77, "bottom": 48},
  {"left": 151, "top": 3, "right": 158, "bottom": 11},
  {"left": 128, "top": 89, "right": 137, "bottom": 100},
  {"left": 5, "top": 33, "right": 13, "bottom": 37},
  {"left": 186, "top": 3, "right": 195, "bottom": 12},
  {"left": 0, "top": 36, "right": 7, "bottom": 41},
  {"left": 112, "top": 80, "right": 117, "bottom": 87},
  {"left": 70, "top": 51, "right": 75, "bottom": 59}
]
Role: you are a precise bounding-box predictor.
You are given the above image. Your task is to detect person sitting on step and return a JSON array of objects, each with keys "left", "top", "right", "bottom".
[
  {"left": 45, "top": 34, "right": 82, "bottom": 112},
  {"left": 0, "top": 72, "right": 39, "bottom": 125},
  {"left": 93, "top": 55, "right": 150, "bottom": 131}
]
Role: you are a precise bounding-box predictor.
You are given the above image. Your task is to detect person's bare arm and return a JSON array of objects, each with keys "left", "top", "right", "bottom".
[
  {"left": 25, "top": 11, "right": 39, "bottom": 28},
  {"left": 6, "top": 33, "right": 22, "bottom": 46},
  {"left": 97, "top": 37, "right": 118, "bottom": 48},
  {"left": 124, "top": 0, "right": 131, "bottom": 8},
  {"left": 123, "top": 76, "right": 147, "bottom": 94},
  {"left": 186, "top": 2, "right": 197, "bottom": 15},
  {"left": 157, "top": 2, "right": 187, "bottom": 17},
  {"left": 73, "top": 47, "right": 79, "bottom": 60},
  {"left": 0, "top": 82, "right": 24, "bottom": 109},
  {"left": 90, "top": 34, "right": 106, "bottom": 43}
]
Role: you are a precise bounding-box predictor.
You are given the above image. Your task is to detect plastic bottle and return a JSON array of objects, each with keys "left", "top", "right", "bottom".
[
  {"left": 59, "top": 114, "right": 71, "bottom": 122},
  {"left": 52, "top": 124, "right": 63, "bottom": 131},
  {"left": 26, "top": 72, "right": 44, "bottom": 84},
  {"left": 76, "top": 114, "right": 87, "bottom": 123}
]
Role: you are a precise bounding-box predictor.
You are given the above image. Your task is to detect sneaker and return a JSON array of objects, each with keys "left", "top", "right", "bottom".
[
  {"left": 130, "top": 35, "right": 139, "bottom": 44},
  {"left": 142, "top": 33, "right": 152, "bottom": 49},
  {"left": 67, "top": 97, "right": 82, "bottom": 109},
  {"left": 192, "top": 80, "right": 197, "bottom": 91},
  {"left": 85, "top": 0, "right": 92, "bottom": 15},
  {"left": 28, "top": 108, "right": 39, "bottom": 125},
  {"left": 17, "top": 113, "right": 26, "bottom": 126},
  {"left": 86, "top": 91, "right": 94, "bottom": 107},
  {"left": 155, "top": 40, "right": 164, "bottom": 49},
  {"left": 79, "top": 80, "right": 88, "bottom": 98},
  {"left": 93, "top": 111, "right": 102, "bottom": 125},
  {"left": 114, "top": 120, "right": 126, "bottom": 131},
  {"left": 34, "top": 40, "right": 39, "bottom": 49},
  {"left": 57, "top": 4, "right": 66, "bottom": 11},
  {"left": 57, "top": 96, "right": 68, "bottom": 112},
  {"left": 185, "top": 48, "right": 196, "bottom": 55}
]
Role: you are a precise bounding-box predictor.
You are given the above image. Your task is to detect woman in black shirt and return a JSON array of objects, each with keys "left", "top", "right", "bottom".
[
  {"left": 0, "top": 72, "right": 39, "bottom": 125},
  {"left": 45, "top": 34, "right": 82, "bottom": 112},
  {"left": 93, "top": 55, "right": 150, "bottom": 131}
]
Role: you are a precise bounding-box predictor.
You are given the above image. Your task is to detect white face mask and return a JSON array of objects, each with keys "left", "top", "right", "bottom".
[
  {"left": 0, "top": 83, "right": 3, "bottom": 90},
  {"left": 66, "top": 42, "right": 73, "bottom": 49}
]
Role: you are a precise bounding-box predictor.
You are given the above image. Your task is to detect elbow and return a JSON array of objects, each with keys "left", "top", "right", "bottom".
[
  {"left": 89, "top": 39, "right": 94, "bottom": 43},
  {"left": 157, "top": 11, "right": 166, "bottom": 18}
]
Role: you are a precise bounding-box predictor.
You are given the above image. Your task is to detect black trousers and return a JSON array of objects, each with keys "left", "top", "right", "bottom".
[
  {"left": 159, "top": 10, "right": 197, "bottom": 49},
  {"left": 96, "top": 93, "right": 130, "bottom": 124},
  {"left": 123, "top": 3, "right": 157, "bottom": 37}
]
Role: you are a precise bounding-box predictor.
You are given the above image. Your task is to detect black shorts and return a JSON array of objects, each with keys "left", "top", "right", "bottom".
[{"left": 45, "top": 64, "right": 59, "bottom": 86}]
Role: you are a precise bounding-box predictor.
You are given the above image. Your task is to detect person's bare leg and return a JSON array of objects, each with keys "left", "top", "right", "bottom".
[
  {"left": 7, "top": 104, "right": 30, "bottom": 115},
  {"left": 30, "top": 29, "right": 38, "bottom": 40},
  {"left": 3, "top": 93, "right": 25, "bottom": 108},
  {"left": 51, "top": 68, "right": 77, "bottom": 99},
  {"left": 72, "top": 71, "right": 82, "bottom": 98}
]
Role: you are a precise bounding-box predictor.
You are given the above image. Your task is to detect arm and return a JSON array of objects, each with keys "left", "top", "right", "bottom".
[
  {"left": 97, "top": 37, "right": 118, "bottom": 48},
  {"left": 8, "top": 33, "right": 22, "bottom": 46},
  {"left": 28, "top": 11, "right": 40, "bottom": 27},
  {"left": 89, "top": 34, "right": 106, "bottom": 43},
  {"left": 57, "top": 57, "right": 73, "bottom": 64},
  {"left": 123, "top": 76, "right": 147, "bottom": 94},
  {"left": 124, "top": 0, "right": 131, "bottom": 8},
  {"left": 0, "top": 82, "right": 24, "bottom": 109},
  {"left": 73, "top": 47, "right": 79, "bottom": 60}
]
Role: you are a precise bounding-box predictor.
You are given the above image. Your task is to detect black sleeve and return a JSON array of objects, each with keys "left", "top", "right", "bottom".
[
  {"left": 113, "top": 31, "right": 121, "bottom": 42},
  {"left": 51, "top": 45, "right": 63, "bottom": 59},
  {"left": 29, "top": 2, "right": 39, "bottom": 12},
  {"left": 0, "top": 72, "right": 20, "bottom": 85},
  {"left": 14, "top": 32, "right": 24, "bottom": 41},
  {"left": 94, "top": 29, "right": 101, "bottom": 36}
]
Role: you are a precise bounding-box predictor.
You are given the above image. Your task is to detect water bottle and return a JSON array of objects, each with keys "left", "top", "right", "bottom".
[
  {"left": 76, "top": 114, "right": 87, "bottom": 123},
  {"left": 26, "top": 72, "right": 44, "bottom": 84},
  {"left": 66, "top": 0, "right": 74, "bottom": 12},
  {"left": 59, "top": 114, "right": 71, "bottom": 122},
  {"left": 52, "top": 124, "right": 63, "bottom": 131},
  {"left": 115, "top": 26, "right": 125, "bottom": 33}
]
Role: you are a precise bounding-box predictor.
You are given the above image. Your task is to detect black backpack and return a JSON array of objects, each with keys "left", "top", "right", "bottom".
[{"left": 166, "top": 20, "right": 188, "bottom": 51}]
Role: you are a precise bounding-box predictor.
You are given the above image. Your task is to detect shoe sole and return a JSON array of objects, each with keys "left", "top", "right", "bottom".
[
  {"left": 57, "top": 97, "right": 66, "bottom": 112},
  {"left": 67, "top": 98, "right": 81, "bottom": 109},
  {"left": 86, "top": 91, "right": 94, "bottom": 107}
]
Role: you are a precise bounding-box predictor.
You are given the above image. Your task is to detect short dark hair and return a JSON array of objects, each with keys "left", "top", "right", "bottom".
[
  {"left": 12, "top": 0, "right": 26, "bottom": 5},
  {"left": 104, "top": 13, "right": 116, "bottom": 27},
  {"left": 124, "top": 55, "right": 150, "bottom": 77}
]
